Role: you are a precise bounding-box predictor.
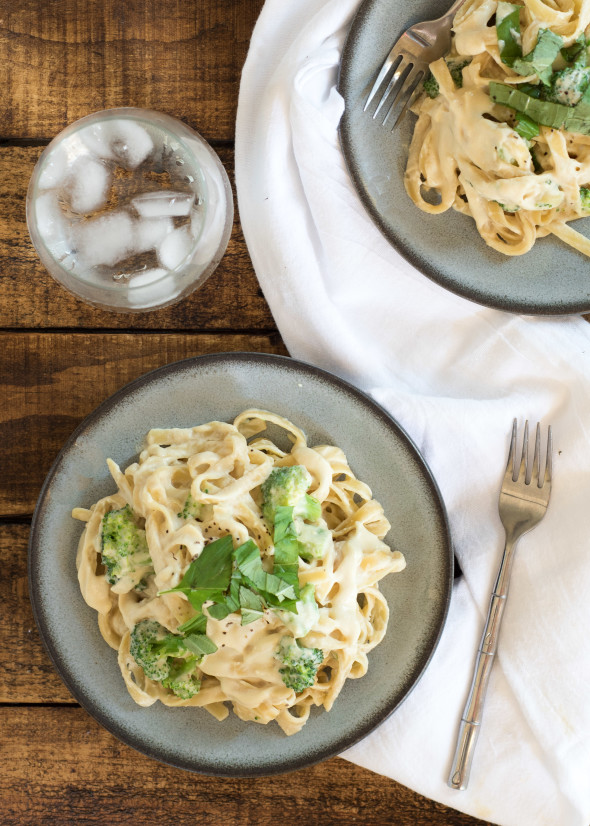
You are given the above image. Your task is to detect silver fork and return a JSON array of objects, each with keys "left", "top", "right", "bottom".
[
  {"left": 448, "top": 419, "right": 553, "bottom": 791},
  {"left": 364, "top": 0, "right": 469, "bottom": 128}
]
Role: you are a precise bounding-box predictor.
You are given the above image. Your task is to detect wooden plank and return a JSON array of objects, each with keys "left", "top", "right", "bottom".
[
  {"left": 0, "top": 0, "right": 265, "bottom": 141},
  {"left": 0, "top": 705, "right": 491, "bottom": 826},
  {"left": 0, "top": 524, "right": 73, "bottom": 703},
  {"left": 0, "top": 332, "right": 288, "bottom": 515},
  {"left": 0, "top": 145, "right": 275, "bottom": 330}
]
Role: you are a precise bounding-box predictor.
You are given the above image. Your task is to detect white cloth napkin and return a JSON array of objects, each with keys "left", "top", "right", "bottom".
[{"left": 234, "top": 2, "right": 590, "bottom": 824}]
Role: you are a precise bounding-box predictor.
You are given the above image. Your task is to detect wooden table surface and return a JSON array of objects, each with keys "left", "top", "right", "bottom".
[{"left": 1, "top": 2, "right": 492, "bottom": 824}]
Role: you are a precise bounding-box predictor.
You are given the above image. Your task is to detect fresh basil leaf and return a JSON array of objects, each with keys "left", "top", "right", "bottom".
[
  {"left": 266, "top": 596, "right": 299, "bottom": 613},
  {"left": 490, "top": 79, "right": 590, "bottom": 134},
  {"left": 207, "top": 601, "right": 233, "bottom": 620},
  {"left": 272, "top": 505, "right": 301, "bottom": 589},
  {"left": 233, "top": 539, "right": 297, "bottom": 602},
  {"left": 177, "top": 613, "right": 208, "bottom": 634},
  {"left": 561, "top": 33, "right": 588, "bottom": 67},
  {"left": 241, "top": 608, "right": 264, "bottom": 625},
  {"left": 515, "top": 112, "right": 540, "bottom": 139},
  {"left": 187, "top": 589, "right": 225, "bottom": 612},
  {"left": 512, "top": 29, "right": 563, "bottom": 85},
  {"left": 161, "top": 535, "right": 234, "bottom": 596},
  {"left": 239, "top": 586, "right": 264, "bottom": 610},
  {"left": 490, "top": 81, "right": 569, "bottom": 128},
  {"left": 227, "top": 574, "right": 241, "bottom": 613},
  {"left": 239, "top": 586, "right": 264, "bottom": 625},
  {"left": 496, "top": 2, "right": 522, "bottom": 66},
  {"left": 186, "top": 535, "right": 234, "bottom": 590},
  {"left": 183, "top": 633, "right": 218, "bottom": 657}
]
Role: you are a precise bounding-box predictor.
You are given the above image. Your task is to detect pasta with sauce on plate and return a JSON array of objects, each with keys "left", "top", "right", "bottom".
[
  {"left": 73, "top": 409, "right": 405, "bottom": 735},
  {"left": 405, "top": 0, "right": 590, "bottom": 256}
]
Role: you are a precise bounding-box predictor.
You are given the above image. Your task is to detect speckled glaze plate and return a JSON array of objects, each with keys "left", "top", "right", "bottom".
[
  {"left": 338, "top": 0, "right": 590, "bottom": 315},
  {"left": 29, "top": 352, "right": 452, "bottom": 776}
]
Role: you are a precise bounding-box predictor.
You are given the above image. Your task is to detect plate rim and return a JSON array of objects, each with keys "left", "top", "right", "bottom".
[
  {"left": 337, "top": 0, "right": 590, "bottom": 317},
  {"left": 28, "top": 351, "right": 454, "bottom": 776}
]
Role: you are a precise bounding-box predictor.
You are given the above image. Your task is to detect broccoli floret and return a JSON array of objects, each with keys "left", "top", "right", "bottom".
[
  {"left": 422, "top": 58, "right": 470, "bottom": 98},
  {"left": 275, "top": 583, "right": 320, "bottom": 638},
  {"left": 161, "top": 657, "right": 201, "bottom": 699},
  {"left": 129, "top": 619, "right": 177, "bottom": 681},
  {"left": 101, "top": 505, "right": 153, "bottom": 589},
  {"left": 129, "top": 619, "right": 202, "bottom": 699},
  {"left": 177, "top": 493, "right": 203, "bottom": 520},
  {"left": 546, "top": 65, "right": 590, "bottom": 106},
  {"left": 449, "top": 59, "right": 470, "bottom": 89},
  {"left": 295, "top": 522, "right": 332, "bottom": 561},
  {"left": 581, "top": 187, "right": 590, "bottom": 211},
  {"left": 275, "top": 636, "right": 324, "bottom": 693},
  {"left": 423, "top": 73, "right": 440, "bottom": 98},
  {"left": 261, "top": 466, "right": 321, "bottom": 523},
  {"left": 262, "top": 466, "right": 332, "bottom": 562}
]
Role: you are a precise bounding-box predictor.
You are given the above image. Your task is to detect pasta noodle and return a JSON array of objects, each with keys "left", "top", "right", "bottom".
[
  {"left": 73, "top": 410, "right": 405, "bottom": 735},
  {"left": 405, "top": 0, "right": 590, "bottom": 256}
]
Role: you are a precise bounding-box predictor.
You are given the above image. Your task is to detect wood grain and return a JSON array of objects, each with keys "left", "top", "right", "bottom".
[
  {"left": 0, "top": 332, "right": 287, "bottom": 515},
  {"left": 0, "top": 706, "right": 491, "bottom": 826},
  {"left": 0, "top": 0, "right": 265, "bottom": 142},
  {"left": 0, "top": 145, "right": 275, "bottom": 330},
  {"left": 1, "top": 524, "right": 72, "bottom": 702}
]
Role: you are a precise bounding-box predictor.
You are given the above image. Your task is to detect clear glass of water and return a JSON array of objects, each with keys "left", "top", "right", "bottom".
[{"left": 27, "top": 108, "right": 234, "bottom": 312}]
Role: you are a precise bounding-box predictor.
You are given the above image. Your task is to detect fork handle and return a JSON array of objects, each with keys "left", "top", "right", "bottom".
[{"left": 448, "top": 539, "right": 516, "bottom": 790}]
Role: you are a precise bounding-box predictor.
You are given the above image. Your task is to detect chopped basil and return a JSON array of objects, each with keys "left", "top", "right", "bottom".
[
  {"left": 239, "top": 587, "right": 265, "bottom": 625},
  {"left": 514, "top": 112, "right": 540, "bottom": 139},
  {"left": 272, "top": 505, "right": 302, "bottom": 589},
  {"left": 490, "top": 80, "right": 590, "bottom": 134},
  {"left": 177, "top": 612, "right": 208, "bottom": 634},
  {"left": 511, "top": 29, "right": 563, "bottom": 85},
  {"left": 163, "top": 534, "right": 234, "bottom": 598},
  {"left": 163, "top": 533, "right": 302, "bottom": 633},
  {"left": 496, "top": 2, "right": 522, "bottom": 67},
  {"left": 183, "top": 633, "right": 218, "bottom": 657},
  {"left": 561, "top": 33, "right": 588, "bottom": 67},
  {"left": 234, "top": 539, "right": 298, "bottom": 603},
  {"left": 496, "top": 4, "right": 563, "bottom": 86}
]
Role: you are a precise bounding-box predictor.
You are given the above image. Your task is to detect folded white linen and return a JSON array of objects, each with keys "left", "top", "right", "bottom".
[{"left": 235, "top": 2, "right": 590, "bottom": 824}]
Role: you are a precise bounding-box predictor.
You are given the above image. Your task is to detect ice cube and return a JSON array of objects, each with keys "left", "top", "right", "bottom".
[
  {"left": 127, "top": 270, "right": 175, "bottom": 308},
  {"left": 35, "top": 192, "right": 65, "bottom": 242},
  {"left": 132, "top": 190, "right": 195, "bottom": 218},
  {"left": 38, "top": 144, "right": 70, "bottom": 190},
  {"left": 157, "top": 226, "right": 193, "bottom": 270},
  {"left": 35, "top": 191, "right": 72, "bottom": 259},
  {"left": 75, "top": 211, "right": 135, "bottom": 267},
  {"left": 126, "top": 267, "right": 169, "bottom": 288},
  {"left": 78, "top": 122, "right": 114, "bottom": 160},
  {"left": 190, "top": 206, "right": 204, "bottom": 240},
  {"left": 134, "top": 217, "right": 174, "bottom": 253},
  {"left": 109, "top": 120, "right": 154, "bottom": 168},
  {"left": 78, "top": 119, "right": 154, "bottom": 169},
  {"left": 68, "top": 156, "right": 111, "bottom": 214}
]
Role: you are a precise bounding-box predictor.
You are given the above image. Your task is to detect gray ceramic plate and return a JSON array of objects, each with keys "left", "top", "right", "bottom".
[
  {"left": 29, "top": 352, "right": 452, "bottom": 776},
  {"left": 338, "top": 0, "right": 590, "bottom": 315}
]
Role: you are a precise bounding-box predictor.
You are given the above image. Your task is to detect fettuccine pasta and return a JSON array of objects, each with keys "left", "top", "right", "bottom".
[
  {"left": 405, "top": 0, "right": 590, "bottom": 255},
  {"left": 73, "top": 410, "right": 405, "bottom": 735}
]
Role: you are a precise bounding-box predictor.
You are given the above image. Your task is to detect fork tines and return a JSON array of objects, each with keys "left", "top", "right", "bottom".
[
  {"left": 506, "top": 419, "right": 552, "bottom": 488},
  {"left": 364, "top": 55, "right": 425, "bottom": 129}
]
